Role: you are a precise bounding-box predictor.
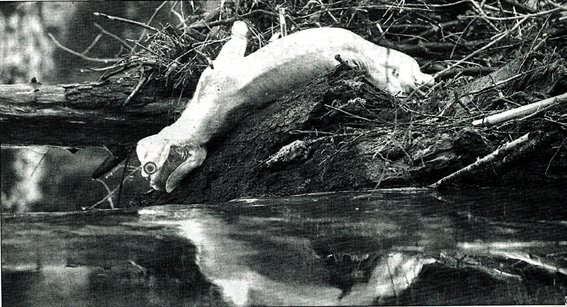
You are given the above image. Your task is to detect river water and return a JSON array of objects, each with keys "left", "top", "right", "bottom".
[{"left": 2, "top": 187, "right": 566, "bottom": 306}]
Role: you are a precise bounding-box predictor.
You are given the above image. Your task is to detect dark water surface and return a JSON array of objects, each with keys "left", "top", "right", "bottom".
[{"left": 2, "top": 187, "right": 566, "bottom": 306}]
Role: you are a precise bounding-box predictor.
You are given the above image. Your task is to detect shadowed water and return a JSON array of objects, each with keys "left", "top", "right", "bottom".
[{"left": 2, "top": 187, "right": 567, "bottom": 306}]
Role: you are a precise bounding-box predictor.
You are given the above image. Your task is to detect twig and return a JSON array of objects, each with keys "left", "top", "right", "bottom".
[
  {"left": 324, "top": 104, "right": 376, "bottom": 123},
  {"left": 28, "top": 147, "right": 49, "bottom": 178},
  {"left": 501, "top": 0, "right": 538, "bottom": 13},
  {"left": 544, "top": 0, "right": 567, "bottom": 12},
  {"left": 375, "top": 38, "right": 489, "bottom": 57},
  {"left": 85, "top": 63, "right": 127, "bottom": 72},
  {"left": 519, "top": 16, "right": 550, "bottom": 69},
  {"left": 93, "top": 12, "right": 159, "bottom": 32},
  {"left": 545, "top": 137, "right": 566, "bottom": 175},
  {"left": 124, "top": 68, "right": 149, "bottom": 105},
  {"left": 461, "top": 6, "right": 561, "bottom": 20},
  {"left": 99, "top": 64, "right": 131, "bottom": 80},
  {"left": 457, "top": 72, "right": 525, "bottom": 101},
  {"left": 193, "top": 49, "right": 214, "bottom": 69},
  {"left": 134, "top": 1, "right": 168, "bottom": 51},
  {"left": 95, "top": 178, "right": 114, "bottom": 209},
  {"left": 490, "top": 250, "right": 567, "bottom": 276},
  {"left": 85, "top": 165, "right": 139, "bottom": 211},
  {"left": 433, "top": 16, "right": 529, "bottom": 79},
  {"left": 454, "top": 240, "right": 567, "bottom": 276},
  {"left": 472, "top": 92, "right": 567, "bottom": 126},
  {"left": 116, "top": 152, "right": 132, "bottom": 208},
  {"left": 430, "top": 133, "right": 530, "bottom": 188},
  {"left": 436, "top": 66, "right": 496, "bottom": 79},
  {"left": 48, "top": 33, "right": 120, "bottom": 63},
  {"left": 334, "top": 54, "right": 351, "bottom": 67},
  {"left": 126, "top": 38, "right": 162, "bottom": 58},
  {"left": 405, "top": 20, "right": 462, "bottom": 43},
  {"left": 94, "top": 23, "right": 133, "bottom": 51},
  {"left": 171, "top": 3, "right": 187, "bottom": 30},
  {"left": 469, "top": 0, "right": 500, "bottom": 32},
  {"left": 86, "top": 179, "right": 117, "bottom": 210},
  {"left": 189, "top": 9, "right": 277, "bottom": 29},
  {"left": 318, "top": 133, "right": 365, "bottom": 167},
  {"left": 81, "top": 33, "right": 103, "bottom": 55}
]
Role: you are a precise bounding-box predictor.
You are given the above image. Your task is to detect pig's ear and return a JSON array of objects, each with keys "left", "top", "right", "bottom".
[
  {"left": 165, "top": 145, "right": 208, "bottom": 193},
  {"left": 412, "top": 61, "right": 435, "bottom": 87}
]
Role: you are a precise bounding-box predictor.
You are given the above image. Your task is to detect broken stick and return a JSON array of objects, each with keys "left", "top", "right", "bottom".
[
  {"left": 472, "top": 92, "right": 567, "bottom": 126},
  {"left": 430, "top": 133, "right": 530, "bottom": 188}
]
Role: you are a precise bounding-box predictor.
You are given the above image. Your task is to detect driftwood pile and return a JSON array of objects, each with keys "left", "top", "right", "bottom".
[{"left": 46, "top": 0, "right": 567, "bottom": 190}]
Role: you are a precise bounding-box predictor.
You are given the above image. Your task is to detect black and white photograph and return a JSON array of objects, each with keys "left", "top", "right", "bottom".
[{"left": 1, "top": 0, "right": 567, "bottom": 305}]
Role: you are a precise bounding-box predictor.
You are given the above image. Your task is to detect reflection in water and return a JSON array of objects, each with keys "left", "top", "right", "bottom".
[
  {"left": 151, "top": 210, "right": 438, "bottom": 306},
  {"left": 154, "top": 213, "right": 345, "bottom": 305},
  {"left": 3, "top": 188, "right": 567, "bottom": 305},
  {"left": 138, "top": 189, "right": 565, "bottom": 305},
  {"left": 1, "top": 214, "right": 224, "bottom": 307}
]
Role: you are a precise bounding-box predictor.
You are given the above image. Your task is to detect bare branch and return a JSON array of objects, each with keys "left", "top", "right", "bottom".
[
  {"left": 94, "top": 23, "right": 133, "bottom": 51},
  {"left": 430, "top": 133, "right": 530, "bottom": 189},
  {"left": 48, "top": 33, "right": 120, "bottom": 64},
  {"left": 472, "top": 92, "right": 567, "bottom": 126},
  {"left": 93, "top": 12, "right": 159, "bottom": 32},
  {"left": 433, "top": 16, "right": 529, "bottom": 79},
  {"left": 81, "top": 33, "right": 103, "bottom": 55},
  {"left": 133, "top": 1, "right": 168, "bottom": 51},
  {"left": 189, "top": 9, "right": 278, "bottom": 29}
]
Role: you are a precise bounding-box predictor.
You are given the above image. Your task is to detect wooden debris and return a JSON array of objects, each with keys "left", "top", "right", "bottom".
[
  {"left": 0, "top": 80, "right": 181, "bottom": 146},
  {"left": 472, "top": 92, "right": 567, "bottom": 126},
  {"left": 430, "top": 133, "right": 530, "bottom": 189}
]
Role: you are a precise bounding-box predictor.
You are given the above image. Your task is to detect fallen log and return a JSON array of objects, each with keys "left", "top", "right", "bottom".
[
  {"left": 1, "top": 70, "right": 563, "bottom": 205},
  {"left": 0, "top": 77, "right": 184, "bottom": 146}
]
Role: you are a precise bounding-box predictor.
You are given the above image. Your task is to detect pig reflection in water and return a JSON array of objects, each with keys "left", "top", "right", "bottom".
[{"left": 150, "top": 209, "right": 435, "bottom": 306}]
